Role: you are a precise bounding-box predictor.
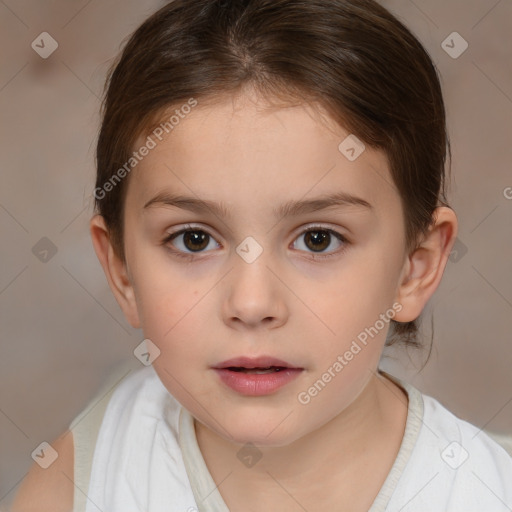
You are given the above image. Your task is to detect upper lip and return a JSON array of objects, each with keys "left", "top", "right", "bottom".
[{"left": 213, "top": 356, "right": 302, "bottom": 369}]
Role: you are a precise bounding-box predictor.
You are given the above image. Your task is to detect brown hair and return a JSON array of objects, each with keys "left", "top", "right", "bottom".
[{"left": 94, "top": 0, "right": 451, "bottom": 351}]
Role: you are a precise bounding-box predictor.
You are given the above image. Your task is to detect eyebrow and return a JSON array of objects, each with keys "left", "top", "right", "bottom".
[{"left": 143, "top": 191, "right": 373, "bottom": 218}]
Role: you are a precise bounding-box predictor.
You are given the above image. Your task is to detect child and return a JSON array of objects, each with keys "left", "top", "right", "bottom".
[{"left": 13, "top": 0, "right": 512, "bottom": 510}]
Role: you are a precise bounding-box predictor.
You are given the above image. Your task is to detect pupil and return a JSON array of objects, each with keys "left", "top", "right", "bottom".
[
  {"left": 305, "top": 230, "right": 329, "bottom": 252},
  {"left": 184, "top": 231, "right": 209, "bottom": 251}
]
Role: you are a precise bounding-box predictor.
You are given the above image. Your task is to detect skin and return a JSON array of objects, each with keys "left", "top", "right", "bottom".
[
  {"left": 11, "top": 430, "right": 74, "bottom": 511},
  {"left": 86, "top": 87, "right": 457, "bottom": 510}
]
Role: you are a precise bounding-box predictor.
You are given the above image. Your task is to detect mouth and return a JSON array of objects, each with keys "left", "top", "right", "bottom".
[
  {"left": 213, "top": 355, "right": 303, "bottom": 372},
  {"left": 212, "top": 356, "right": 304, "bottom": 396},
  {"left": 224, "top": 366, "right": 288, "bottom": 374}
]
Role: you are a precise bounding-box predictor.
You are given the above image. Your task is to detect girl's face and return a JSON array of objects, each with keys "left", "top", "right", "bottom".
[{"left": 119, "top": 90, "right": 412, "bottom": 446}]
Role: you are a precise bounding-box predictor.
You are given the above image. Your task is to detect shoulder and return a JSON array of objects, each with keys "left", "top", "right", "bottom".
[
  {"left": 11, "top": 430, "right": 74, "bottom": 512},
  {"left": 422, "top": 393, "right": 512, "bottom": 464},
  {"left": 386, "top": 385, "right": 512, "bottom": 510},
  {"left": 421, "top": 393, "right": 512, "bottom": 499},
  {"left": 74, "top": 365, "right": 188, "bottom": 510},
  {"left": 10, "top": 365, "right": 158, "bottom": 512}
]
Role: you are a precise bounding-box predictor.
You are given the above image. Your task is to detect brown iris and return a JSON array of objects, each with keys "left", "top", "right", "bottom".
[
  {"left": 304, "top": 230, "right": 331, "bottom": 252},
  {"left": 183, "top": 230, "right": 209, "bottom": 252}
]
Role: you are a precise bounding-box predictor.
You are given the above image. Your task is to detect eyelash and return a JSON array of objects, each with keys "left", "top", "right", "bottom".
[{"left": 162, "top": 224, "right": 350, "bottom": 261}]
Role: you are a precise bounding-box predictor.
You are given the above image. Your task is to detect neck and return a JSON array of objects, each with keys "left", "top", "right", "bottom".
[{"left": 194, "top": 370, "right": 409, "bottom": 502}]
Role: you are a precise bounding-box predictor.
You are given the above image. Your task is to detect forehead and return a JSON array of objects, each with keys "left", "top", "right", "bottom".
[{"left": 125, "top": 92, "right": 401, "bottom": 219}]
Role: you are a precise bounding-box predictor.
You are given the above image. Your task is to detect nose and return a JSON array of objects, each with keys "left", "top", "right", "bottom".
[{"left": 222, "top": 250, "right": 288, "bottom": 331}]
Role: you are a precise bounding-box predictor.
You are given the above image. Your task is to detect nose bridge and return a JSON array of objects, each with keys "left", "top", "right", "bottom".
[{"left": 222, "top": 237, "right": 286, "bottom": 328}]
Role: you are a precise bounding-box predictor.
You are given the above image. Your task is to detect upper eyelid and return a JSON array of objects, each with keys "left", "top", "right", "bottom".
[
  {"left": 165, "top": 223, "right": 348, "bottom": 245},
  {"left": 166, "top": 222, "right": 346, "bottom": 236}
]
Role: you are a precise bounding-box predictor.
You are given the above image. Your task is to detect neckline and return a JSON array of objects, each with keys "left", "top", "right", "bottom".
[
  {"left": 178, "top": 370, "right": 424, "bottom": 512},
  {"left": 368, "top": 370, "right": 425, "bottom": 510}
]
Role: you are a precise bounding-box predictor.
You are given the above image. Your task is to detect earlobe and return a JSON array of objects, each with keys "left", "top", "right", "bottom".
[
  {"left": 89, "top": 215, "right": 141, "bottom": 329},
  {"left": 393, "top": 207, "right": 458, "bottom": 323}
]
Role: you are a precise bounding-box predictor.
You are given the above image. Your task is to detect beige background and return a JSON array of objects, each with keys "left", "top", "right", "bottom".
[{"left": 1, "top": 0, "right": 511, "bottom": 505}]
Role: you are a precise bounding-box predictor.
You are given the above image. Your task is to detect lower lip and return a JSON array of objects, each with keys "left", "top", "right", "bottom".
[{"left": 213, "top": 368, "right": 303, "bottom": 396}]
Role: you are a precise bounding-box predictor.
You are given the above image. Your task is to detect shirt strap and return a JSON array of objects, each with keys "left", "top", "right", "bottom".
[{"left": 69, "top": 365, "right": 132, "bottom": 512}]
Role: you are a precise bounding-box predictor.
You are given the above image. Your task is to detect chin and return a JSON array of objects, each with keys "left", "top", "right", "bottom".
[{"left": 209, "top": 411, "right": 306, "bottom": 447}]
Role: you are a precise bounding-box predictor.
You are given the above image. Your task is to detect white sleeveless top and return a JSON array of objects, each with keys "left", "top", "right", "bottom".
[{"left": 69, "top": 365, "right": 512, "bottom": 512}]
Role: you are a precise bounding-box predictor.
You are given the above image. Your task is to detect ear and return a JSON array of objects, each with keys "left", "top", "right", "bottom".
[
  {"left": 89, "top": 215, "right": 141, "bottom": 329},
  {"left": 393, "top": 206, "right": 458, "bottom": 322}
]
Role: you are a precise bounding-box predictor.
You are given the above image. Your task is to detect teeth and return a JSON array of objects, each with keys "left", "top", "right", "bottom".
[{"left": 246, "top": 368, "right": 279, "bottom": 374}]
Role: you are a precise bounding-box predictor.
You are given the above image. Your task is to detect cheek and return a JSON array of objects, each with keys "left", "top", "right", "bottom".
[
  {"left": 319, "top": 257, "right": 396, "bottom": 329},
  {"left": 307, "top": 254, "right": 401, "bottom": 372},
  {"left": 133, "top": 265, "right": 206, "bottom": 354}
]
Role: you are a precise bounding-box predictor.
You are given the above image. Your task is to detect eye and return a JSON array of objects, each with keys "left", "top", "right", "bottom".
[
  {"left": 163, "top": 225, "right": 220, "bottom": 258},
  {"left": 292, "top": 226, "right": 348, "bottom": 258},
  {"left": 162, "top": 224, "right": 349, "bottom": 261}
]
